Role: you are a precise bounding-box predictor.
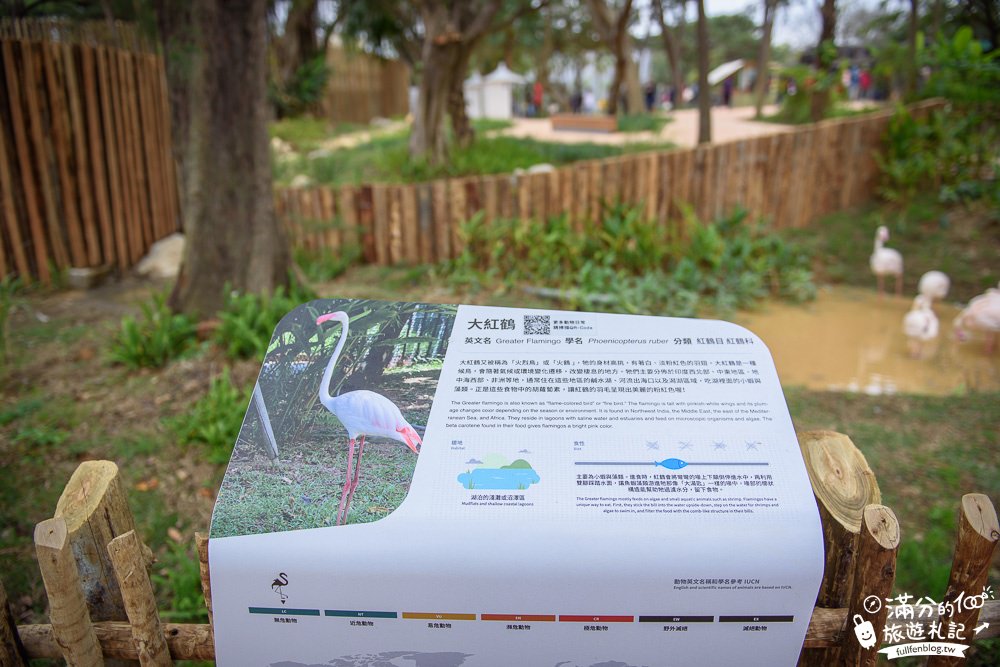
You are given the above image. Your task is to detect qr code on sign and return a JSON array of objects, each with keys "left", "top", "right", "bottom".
[{"left": 524, "top": 315, "right": 550, "bottom": 335}]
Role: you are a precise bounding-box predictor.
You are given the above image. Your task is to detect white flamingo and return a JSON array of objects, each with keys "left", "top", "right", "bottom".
[
  {"left": 315, "top": 311, "right": 422, "bottom": 525},
  {"left": 918, "top": 270, "right": 950, "bottom": 302},
  {"left": 953, "top": 287, "right": 1000, "bottom": 354},
  {"left": 870, "top": 226, "right": 903, "bottom": 297},
  {"left": 902, "top": 295, "right": 938, "bottom": 358}
]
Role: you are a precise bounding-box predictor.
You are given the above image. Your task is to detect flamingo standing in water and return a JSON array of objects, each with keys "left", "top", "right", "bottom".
[
  {"left": 870, "top": 226, "right": 903, "bottom": 297},
  {"left": 953, "top": 286, "right": 1000, "bottom": 354},
  {"left": 902, "top": 295, "right": 939, "bottom": 358},
  {"left": 315, "top": 311, "right": 422, "bottom": 525}
]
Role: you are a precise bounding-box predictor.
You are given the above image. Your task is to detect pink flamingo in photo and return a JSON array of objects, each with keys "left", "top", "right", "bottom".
[{"left": 315, "top": 311, "right": 422, "bottom": 525}]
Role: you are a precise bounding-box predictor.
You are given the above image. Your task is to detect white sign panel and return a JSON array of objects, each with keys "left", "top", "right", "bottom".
[{"left": 210, "top": 298, "right": 824, "bottom": 666}]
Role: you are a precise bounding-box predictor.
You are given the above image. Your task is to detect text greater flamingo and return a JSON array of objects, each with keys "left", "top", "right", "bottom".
[{"left": 316, "top": 311, "right": 422, "bottom": 525}]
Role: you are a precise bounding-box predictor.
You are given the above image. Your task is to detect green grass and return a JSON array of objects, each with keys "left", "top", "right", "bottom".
[
  {"left": 270, "top": 117, "right": 367, "bottom": 151},
  {"left": 274, "top": 130, "right": 673, "bottom": 186},
  {"left": 785, "top": 195, "right": 1000, "bottom": 302},
  {"left": 784, "top": 387, "right": 999, "bottom": 597},
  {"left": 617, "top": 112, "right": 671, "bottom": 133}
]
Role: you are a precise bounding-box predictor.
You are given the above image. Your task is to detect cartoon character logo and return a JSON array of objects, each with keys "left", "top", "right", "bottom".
[
  {"left": 853, "top": 614, "right": 877, "bottom": 649},
  {"left": 271, "top": 572, "right": 289, "bottom": 604}
]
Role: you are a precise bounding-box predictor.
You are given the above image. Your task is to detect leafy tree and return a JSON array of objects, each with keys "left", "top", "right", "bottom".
[
  {"left": 586, "top": 0, "right": 643, "bottom": 114},
  {"left": 811, "top": 0, "right": 838, "bottom": 121},
  {"left": 651, "top": 0, "right": 687, "bottom": 109},
  {"left": 696, "top": 0, "right": 710, "bottom": 143},
  {"left": 340, "top": 0, "right": 539, "bottom": 164},
  {"left": 754, "top": 0, "right": 781, "bottom": 118}
]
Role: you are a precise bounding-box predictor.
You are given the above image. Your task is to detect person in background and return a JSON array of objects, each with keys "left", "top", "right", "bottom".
[
  {"left": 644, "top": 82, "right": 656, "bottom": 112},
  {"left": 859, "top": 69, "right": 872, "bottom": 99},
  {"left": 722, "top": 77, "right": 733, "bottom": 107},
  {"left": 570, "top": 89, "right": 582, "bottom": 113},
  {"left": 533, "top": 80, "right": 543, "bottom": 116}
]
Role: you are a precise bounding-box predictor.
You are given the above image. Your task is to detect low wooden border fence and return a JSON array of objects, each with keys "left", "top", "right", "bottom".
[
  {"left": 1, "top": 430, "right": 996, "bottom": 665},
  {"left": 277, "top": 100, "right": 947, "bottom": 267}
]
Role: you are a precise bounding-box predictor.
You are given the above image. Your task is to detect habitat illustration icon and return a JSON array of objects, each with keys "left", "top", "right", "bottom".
[{"left": 458, "top": 454, "right": 540, "bottom": 490}]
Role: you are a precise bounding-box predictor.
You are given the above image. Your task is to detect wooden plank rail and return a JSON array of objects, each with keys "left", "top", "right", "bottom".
[
  {"left": 0, "top": 18, "right": 179, "bottom": 283},
  {"left": 3, "top": 428, "right": 997, "bottom": 663},
  {"left": 276, "top": 99, "right": 947, "bottom": 269}
]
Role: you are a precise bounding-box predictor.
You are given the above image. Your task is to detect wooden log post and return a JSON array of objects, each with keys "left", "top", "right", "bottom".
[
  {"left": 926, "top": 493, "right": 999, "bottom": 667},
  {"left": 0, "top": 579, "right": 28, "bottom": 667},
  {"left": 195, "top": 533, "right": 213, "bottom": 626},
  {"left": 840, "top": 505, "right": 900, "bottom": 667},
  {"left": 53, "top": 460, "right": 150, "bottom": 623},
  {"left": 34, "top": 518, "right": 105, "bottom": 666},
  {"left": 797, "top": 430, "right": 881, "bottom": 666},
  {"left": 106, "top": 531, "right": 172, "bottom": 666}
]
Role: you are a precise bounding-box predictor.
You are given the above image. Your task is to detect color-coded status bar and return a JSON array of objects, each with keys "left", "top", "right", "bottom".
[
  {"left": 248, "top": 607, "right": 320, "bottom": 616},
  {"left": 402, "top": 612, "right": 477, "bottom": 621},
  {"left": 325, "top": 610, "right": 398, "bottom": 619},
  {"left": 638, "top": 616, "right": 714, "bottom": 623},
  {"left": 719, "top": 615, "right": 794, "bottom": 623},
  {"left": 559, "top": 615, "right": 634, "bottom": 623},
  {"left": 481, "top": 614, "right": 556, "bottom": 622}
]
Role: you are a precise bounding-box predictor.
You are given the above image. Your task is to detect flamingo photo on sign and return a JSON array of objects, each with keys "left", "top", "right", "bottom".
[{"left": 211, "top": 299, "right": 457, "bottom": 537}]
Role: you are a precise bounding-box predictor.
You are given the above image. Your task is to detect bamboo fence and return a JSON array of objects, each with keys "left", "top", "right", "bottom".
[
  {"left": 320, "top": 44, "right": 410, "bottom": 125},
  {"left": 1, "top": 430, "right": 997, "bottom": 665},
  {"left": 279, "top": 99, "right": 947, "bottom": 267},
  {"left": 0, "top": 19, "right": 179, "bottom": 284}
]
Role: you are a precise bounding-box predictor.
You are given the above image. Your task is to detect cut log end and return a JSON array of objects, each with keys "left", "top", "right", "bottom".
[
  {"left": 798, "top": 430, "right": 880, "bottom": 532},
  {"left": 961, "top": 493, "right": 1000, "bottom": 541},
  {"left": 33, "top": 517, "right": 69, "bottom": 550},
  {"left": 863, "top": 505, "right": 901, "bottom": 550},
  {"left": 54, "top": 460, "right": 120, "bottom": 531}
]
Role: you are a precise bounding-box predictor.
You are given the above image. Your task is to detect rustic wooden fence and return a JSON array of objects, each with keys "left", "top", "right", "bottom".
[
  {"left": 279, "top": 99, "right": 946, "bottom": 267},
  {"left": 2, "top": 430, "right": 996, "bottom": 665},
  {"left": 320, "top": 44, "right": 410, "bottom": 125},
  {"left": 0, "top": 19, "right": 179, "bottom": 285}
]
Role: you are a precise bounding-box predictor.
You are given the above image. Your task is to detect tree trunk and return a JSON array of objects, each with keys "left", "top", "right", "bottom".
[
  {"left": 410, "top": 37, "right": 465, "bottom": 165},
  {"left": 696, "top": 0, "right": 711, "bottom": 144},
  {"left": 607, "top": 46, "right": 626, "bottom": 115},
  {"left": 906, "top": 0, "right": 919, "bottom": 97},
  {"left": 156, "top": 0, "right": 290, "bottom": 317},
  {"left": 810, "top": 0, "right": 837, "bottom": 122},
  {"left": 272, "top": 0, "right": 321, "bottom": 117},
  {"left": 653, "top": 0, "right": 685, "bottom": 110},
  {"left": 448, "top": 48, "right": 475, "bottom": 149},
  {"left": 624, "top": 48, "right": 643, "bottom": 114},
  {"left": 754, "top": 0, "right": 778, "bottom": 119}
]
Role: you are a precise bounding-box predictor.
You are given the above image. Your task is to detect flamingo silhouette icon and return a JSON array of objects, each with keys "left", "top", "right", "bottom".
[{"left": 271, "top": 573, "right": 289, "bottom": 604}]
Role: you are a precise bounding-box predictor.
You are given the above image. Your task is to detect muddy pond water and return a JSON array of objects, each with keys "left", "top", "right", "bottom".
[{"left": 733, "top": 286, "right": 1000, "bottom": 396}]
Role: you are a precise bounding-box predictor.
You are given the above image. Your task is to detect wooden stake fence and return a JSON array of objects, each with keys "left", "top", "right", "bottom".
[
  {"left": 1, "top": 430, "right": 996, "bottom": 665},
  {"left": 0, "top": 19, "right": 179, "bottom": 284},
  {"left": 279, "top": 99, "right": 947, "bottom": 268}
]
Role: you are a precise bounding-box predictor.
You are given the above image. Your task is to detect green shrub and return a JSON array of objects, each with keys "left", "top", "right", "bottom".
[
  {"left": 109, "top": 294, "right": 196, "bottom": 369},
  {"left": 0, "top": 275, "right": 24, "bottom": 364},
  {"left": 877, "top": 106, "right": 998, "bottom": 204},
  {"left": 152, "top": 541, "right": 209, "bottom": 624},
  {"left": 170, "top": 368, "right": 248, "bottom": 464},
  {"left": 617, "top": 113, "right": 669, "bottom": 133},
  {"left": 294, "top": 243, "right": 362, "bottom": 283},
  {"left": 445, "top": 204, "right": 816, "bottom": 317},
  {"left": 214, "top": 284, "right": 311, "bottom": 360}
]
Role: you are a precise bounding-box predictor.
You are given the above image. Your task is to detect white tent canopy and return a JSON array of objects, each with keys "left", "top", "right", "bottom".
[
  {"left": 708, "top": 59, "right": 745, "bottom": 86},
  {"left": 465, "top": 64, "right": 526, "bottom": 120}
]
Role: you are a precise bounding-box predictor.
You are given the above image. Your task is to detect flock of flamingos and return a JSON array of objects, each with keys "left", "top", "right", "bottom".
[{"left": 870, "top": 225, "right": 1000, "bottom": 357}]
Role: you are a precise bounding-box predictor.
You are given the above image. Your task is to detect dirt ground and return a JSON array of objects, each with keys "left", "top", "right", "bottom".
[{"left": 495, "top": 105, "right": 794, "bottom": 148}]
